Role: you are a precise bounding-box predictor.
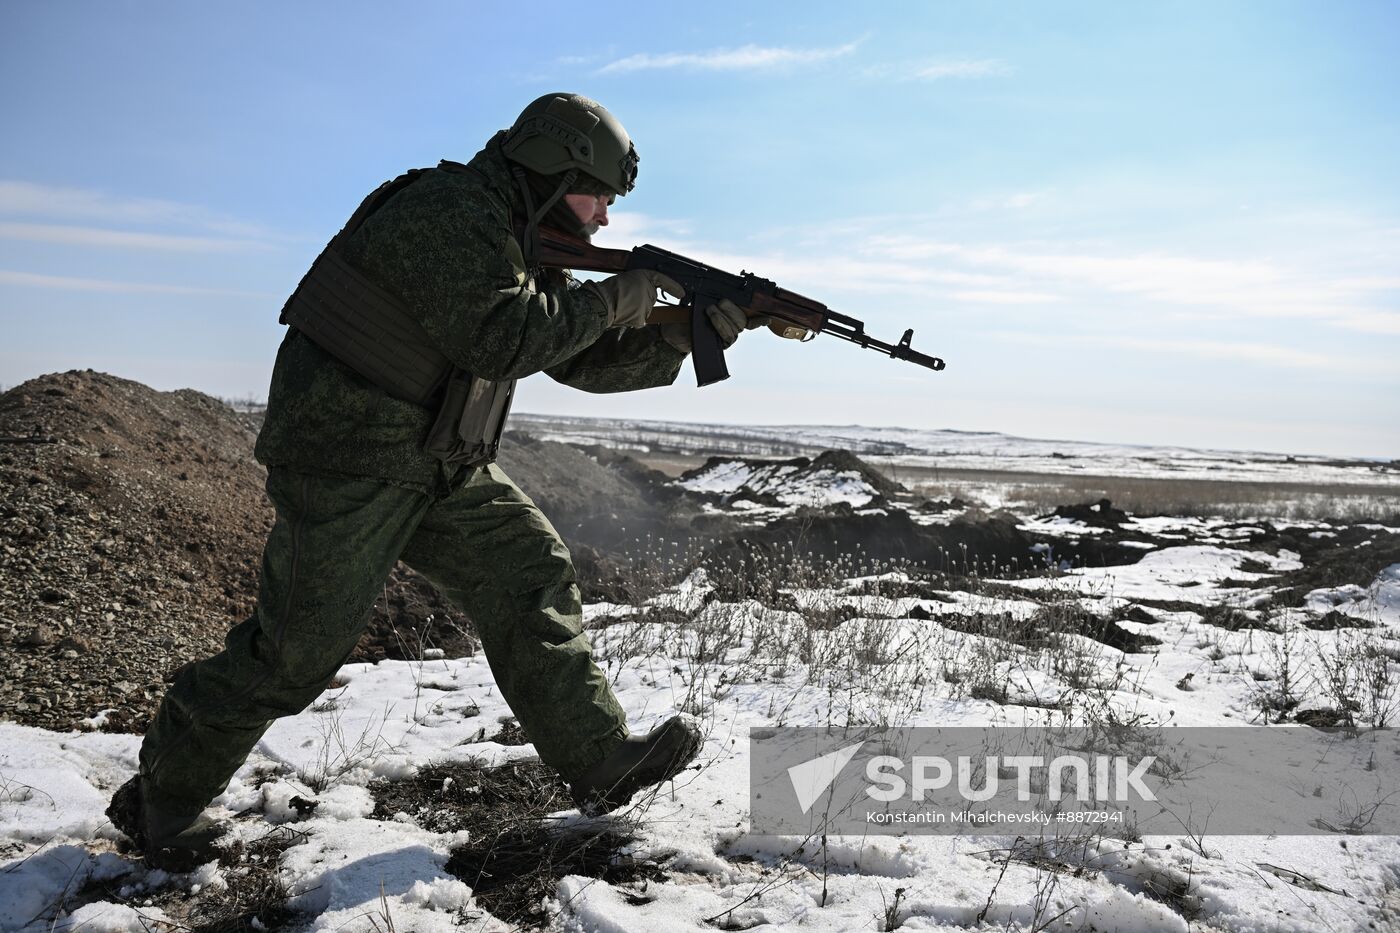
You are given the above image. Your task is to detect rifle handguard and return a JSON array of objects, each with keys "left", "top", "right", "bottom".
[{"left": 647, "top": 305, "right": 810, "bottom": 340}]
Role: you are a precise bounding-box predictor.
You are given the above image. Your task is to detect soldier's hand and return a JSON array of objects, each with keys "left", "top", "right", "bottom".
[
  {"left": 661, "top": 299, "right": 769, "bottom": 353},
  {"left": 706, "top": 299, "right": 770, "bottom": 346},
  {"left": 586, "top": 270, "right": 685, "bottom": 329}
]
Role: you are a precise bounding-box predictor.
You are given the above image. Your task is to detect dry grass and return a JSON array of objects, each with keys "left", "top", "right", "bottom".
[
  {"left": 369, "top": 759, "right": 665, "bottom": 929},
  {"left": 68, "top": 826, "right": 309, "bottom": 933}
]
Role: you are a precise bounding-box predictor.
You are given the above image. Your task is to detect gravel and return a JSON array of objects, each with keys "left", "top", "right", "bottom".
[{"left": 0, "top": 370, "right": 479, "bottom": 733}]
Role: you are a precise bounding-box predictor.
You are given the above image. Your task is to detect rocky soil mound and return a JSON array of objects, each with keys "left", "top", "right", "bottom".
[
  {"left": 0, "top": 373, "right": 430, "bottom": 732},
  {"left": 0, "top": 370, "right": 700, "bottom": 735},
  {"left": 1, "top": 370, "right": 280, "bottom": 732}
]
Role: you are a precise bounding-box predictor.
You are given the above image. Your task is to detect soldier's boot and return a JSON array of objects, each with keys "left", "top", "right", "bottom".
[
  {"left": 106, "top": 776, "right": 226, "bottom": 871},
  {"left": 569, "top": 715, "right": 703, "bottom": 817}
]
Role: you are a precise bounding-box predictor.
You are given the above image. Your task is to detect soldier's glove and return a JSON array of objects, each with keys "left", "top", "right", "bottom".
[
  {"left": 585, "top": 270, "right": 686, "bottom": 329},
  {"left": 661, "top": 299, "right": 769, "bottom": 353}
]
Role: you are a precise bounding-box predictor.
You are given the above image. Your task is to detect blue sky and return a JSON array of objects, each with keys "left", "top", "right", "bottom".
[{"left": 2, "top": 1, "right": 1396, "bottom": 457}]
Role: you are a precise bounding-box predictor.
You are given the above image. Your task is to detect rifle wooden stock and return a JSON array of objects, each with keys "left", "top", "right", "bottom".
[{"left": 533, "top": 227, "right": 631, "bottom": 275}]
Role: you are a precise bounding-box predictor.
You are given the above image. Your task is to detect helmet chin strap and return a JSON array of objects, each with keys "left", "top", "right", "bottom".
[{"left": 512, "top": 166, "right": 577, "bottom": 268}]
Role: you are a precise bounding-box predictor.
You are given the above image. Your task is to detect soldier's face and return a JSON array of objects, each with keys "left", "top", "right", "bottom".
[{"left": 564, "top": 192, "right": 614, "bottom": 236}]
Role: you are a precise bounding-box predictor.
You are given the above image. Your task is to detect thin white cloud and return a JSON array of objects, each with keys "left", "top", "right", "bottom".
[
  {"left": 0, "top": 269, "right": 274, "bottom": 298},
  {"left": 0, "top": 180, "right": 278, "bottom": 240},
  {"left": 863, "top": 234, "right": 1394, "bottom": 325},
  {"left": 0, "top": 222, "right": 269, "bottom": 253},
  {"left": 1002, "top": 192, "right": 1041, "bottom": 209},
  {"left": 950, "top": 289, "right": 1058, "bottom": 304},
  {"left": 862, "top": 58, "right": 1011, "bottom": 81},
  {"left": 914, "top": 59, "right": 1010, "bottom": 79},
  {"left": 0, "top": 181, "right": 190, "bottom": 224},
  {"left": 1335, "top": 276, "right": 1400, "bottom": 291},
  {"left": 612, "top": 228, "right": 1062, "bottom": 311},
  {"left": 589, "top": 214, "right": 1006, "bottom": 293},
  {"left": 1332, "top": 311, "right": 1400, "bottom": 336},
  {"left": 592, "top": 212, "right": 693, "bottom": 244},
  {"left": 597, "top": 40, "right": 861, "bottom": 75},
  {"left": 631, "top": 242, "right": 1010, "bottom": 295},
  {"left": 987, "top": 330, "right": 1344, "bottom": 370}
]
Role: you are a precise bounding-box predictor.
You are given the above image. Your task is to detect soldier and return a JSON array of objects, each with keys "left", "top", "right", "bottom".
[{"left": 108, "top": 93, "right": 756, "bottom": 867}]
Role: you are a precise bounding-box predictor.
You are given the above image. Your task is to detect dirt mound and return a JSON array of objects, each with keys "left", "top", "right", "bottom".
[
  {"left": 577, "top": 443, "right": 694, "bottom": 509},
  {"left": 676, "top": 449, "right": 901, "bottom": 509},
  {"left": 0, "top": 370, "right": 470, "bottom": 734},
  {"left": 703, "top": 506, "right": 1035, "bottom": 584},
  {"left": 496, "top": 434, "right": 737, "bottom": 603},
  {"left": 496, "top": 432, "right": 698, "bottom": 553},
  {"left": 810, "top": 449, "right": 906, "bottom": 497},
  {"left": 1051, "top": 497, "right": 1128, "bottom": 527}
]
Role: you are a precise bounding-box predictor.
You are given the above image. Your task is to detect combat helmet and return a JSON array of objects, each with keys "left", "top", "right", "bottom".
[
  {"left": 501, "top": 93, "right": 638, "bottom": 261},
  {"left": 502, "top": 92, "right": 638, "bottom": 197}
]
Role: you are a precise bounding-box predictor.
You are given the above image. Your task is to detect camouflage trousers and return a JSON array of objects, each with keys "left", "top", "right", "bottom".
[{"left": 137, "top": 463, "right": 627, "bottom": 819}]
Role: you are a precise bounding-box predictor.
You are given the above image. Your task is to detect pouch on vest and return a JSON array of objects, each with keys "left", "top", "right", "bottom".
[{"left": 422, "top": 366, "right": 515, "bottom": 465}]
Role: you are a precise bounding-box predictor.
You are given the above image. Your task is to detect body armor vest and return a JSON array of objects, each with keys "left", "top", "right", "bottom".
[{"left": 279, "top": 163, "right": 515, "bottom": 466}]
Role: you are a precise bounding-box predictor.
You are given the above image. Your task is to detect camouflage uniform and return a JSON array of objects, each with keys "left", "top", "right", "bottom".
[{"left": 136, "top": 132, "right": 686, "bottom": 821}]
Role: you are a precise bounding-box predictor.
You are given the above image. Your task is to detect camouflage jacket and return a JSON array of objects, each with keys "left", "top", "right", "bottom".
[{"left": 254, "top": 133, "right": 686, "bottom": 492}]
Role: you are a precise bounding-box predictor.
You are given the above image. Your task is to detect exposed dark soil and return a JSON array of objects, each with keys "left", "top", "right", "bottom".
[
  {"left": 1262, "top": 525, "right": 1400, "bottom": 608},
  {"left": 1052, "top": 498, "right": 1129, "bottom": 527},
  {"left": 1301, "top": 610, "right": 1375, "bottom": 631},
  {"left": 68, "top": 825, "right": 309, "bottom": 932},
  {"left": 155, "top": 827, "right": 308, "bottom": 932},
  {"left": 370, "top": 759, "right": 663, "bottom": 928},
  {"left": 931, "top": 608, "right": 1161, "bottom": 654},
  {"left": 702, "top": 506, "right": 1032, "bottom": 578}
]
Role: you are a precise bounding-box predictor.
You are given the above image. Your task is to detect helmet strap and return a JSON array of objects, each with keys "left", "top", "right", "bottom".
[{"left": 512, "top": 166, "right": 577, "bottom": 267}]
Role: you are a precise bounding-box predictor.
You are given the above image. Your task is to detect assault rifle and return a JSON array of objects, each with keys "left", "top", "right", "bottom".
[{"left": 530, "top": 225, "right": 947, "bottom": 387}]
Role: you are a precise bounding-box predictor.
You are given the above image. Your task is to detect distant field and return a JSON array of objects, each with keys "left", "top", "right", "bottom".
[
  {"left": 882, "top": 465, "right": 1400, "bottom": 521},
  {"left": 635, "top": 452, "right": 1400, "bottom": 521}
]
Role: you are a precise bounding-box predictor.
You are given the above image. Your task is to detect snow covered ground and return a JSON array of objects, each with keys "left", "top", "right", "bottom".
[
  {"left": 4, "top": 448, "right": 1400, "bottom": 931},
  {"left": 4, "top": 520, "right": 1399, "bottom": 929},
  {"left": 677, "top": 460, "right": 878, "bottom": 510}
]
